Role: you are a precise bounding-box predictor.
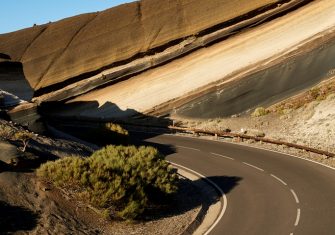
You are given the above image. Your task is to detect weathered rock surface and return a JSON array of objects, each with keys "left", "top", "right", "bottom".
[
  {"left": 0, "top": 61, "right": 33, "bottom": 104},
  {"left": 0, "top": 0, "right": 278, "bottom": 92},
  {"left": 0, "top": 141, "right": 21, "bottom": 166}
]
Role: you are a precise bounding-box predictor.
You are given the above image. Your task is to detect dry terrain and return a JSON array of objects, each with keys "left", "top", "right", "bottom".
[
  {"left": 1, "top": 0, "right": 335, "bottom": 234},
  {"left": 0, "top": 120, "right": 202, "bottom": 235},
  {"left": 177, "top": 77, "right": 335, "bottom": 168}
]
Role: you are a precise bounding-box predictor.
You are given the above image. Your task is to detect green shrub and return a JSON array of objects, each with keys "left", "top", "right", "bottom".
[
  {"left": 105, "top": 123, "right": 128, "bottom": 136},
  {"left": 37, "top": 145, "right": 178, "bottom": 220},
  {"left": 251, "top": 107, "right": 269, "bottom": 117}
]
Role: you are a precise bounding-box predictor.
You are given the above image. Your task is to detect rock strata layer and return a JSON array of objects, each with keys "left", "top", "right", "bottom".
[{"left": 0, "top": 0, "right": 278, "bottom": 93}]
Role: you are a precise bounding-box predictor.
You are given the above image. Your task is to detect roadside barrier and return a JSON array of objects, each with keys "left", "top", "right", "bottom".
[
  {"left": 166, "top": 126, "right": 335, "bottom": 158},
  {"left": 121, "top": 122, "right": 334, "bottom": 159}
]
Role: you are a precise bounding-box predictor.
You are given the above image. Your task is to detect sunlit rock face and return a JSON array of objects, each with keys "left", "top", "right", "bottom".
[{"left": 0, "top": 0, "right": 276, "bottom": 93}]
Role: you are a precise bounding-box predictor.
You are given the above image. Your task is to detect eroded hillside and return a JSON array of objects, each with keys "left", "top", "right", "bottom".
[{"left": 0, "top": 0, "right": 283, "bottom": 94}]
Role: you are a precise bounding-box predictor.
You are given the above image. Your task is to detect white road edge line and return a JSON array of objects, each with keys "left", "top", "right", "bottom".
[
  {"left": 168, "top": 134, "right": 335, "bottom": 171},
  {"left": 242, "top": 162, "right": 265, "bottom": 172},
  {"left": 295, "top": 208, "right": 301, "bottom": 226},
  {"left": 208, "top": 136, "right": 335, "bottom": 171},
  {"left": 169, "top": 161, "right": 227, "bottom": 235},
  {"left": 210, "top": 152, "right": 234, "bottom": 160},
  {"left": 270, "top": 174, "right": 288, "bottom": 186},
  {"left": 290, "top": 189, "right": 300, "bottom": 204},
  {"left": 176, "top": 145, "right": 201, "bottom": 151},
  {"left": 137, "top": 133, "right": 335, "bottom": 173}
]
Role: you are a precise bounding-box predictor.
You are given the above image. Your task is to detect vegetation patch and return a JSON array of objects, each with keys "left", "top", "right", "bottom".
[
  {"left": 270, "top": 77, "right": 335, "bottom": 113},
  {"left": 36, "top": 145, "right": 178, "bottom": 220},
  {"left": 0, "top": 123, "right": 35, "bottom": 152},
  {"left": 251, "top": 107, "right": 269, "bottom": 117}
]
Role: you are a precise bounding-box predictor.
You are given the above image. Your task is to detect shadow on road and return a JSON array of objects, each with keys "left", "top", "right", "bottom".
[
  {"left": 37, "top": 101, "right": 242, "bottom": 224},
  {"left": 142, "top": 175, "right": 241, "bottom": 222},
  {"left": 206, "top": 175, "right": 242, "bottom": 194},
  {"left": 0, "top": 201, "right": 39, "bottom": 233}
]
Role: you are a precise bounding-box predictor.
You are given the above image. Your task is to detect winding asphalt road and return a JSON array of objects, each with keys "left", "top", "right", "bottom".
[{"left": 134, "top": 133, "right": 335, "bottom": 235}]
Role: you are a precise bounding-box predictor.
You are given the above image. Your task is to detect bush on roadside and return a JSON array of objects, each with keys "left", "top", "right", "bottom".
[
  {"left": 251, "top": 107, "right": 269, "bottom": 117},
  {"left": 36, "top": 145, "right": 178, "bottom": 220}
]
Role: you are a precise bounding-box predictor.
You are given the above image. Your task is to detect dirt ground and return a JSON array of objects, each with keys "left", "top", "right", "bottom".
[
  {"left": 0, "top": 168, "right": 201, "bottom": 235},
  {"left": 0, "top": 121, "right": 201, "bottom": 235}
]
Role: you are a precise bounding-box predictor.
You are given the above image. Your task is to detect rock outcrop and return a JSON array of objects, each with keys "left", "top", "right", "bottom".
[
  {"left": 0, "top": 0, "right": 279, "bottom": 94},
  {"left": 0, "top": 61, "right": 33, "bottom": 104}
]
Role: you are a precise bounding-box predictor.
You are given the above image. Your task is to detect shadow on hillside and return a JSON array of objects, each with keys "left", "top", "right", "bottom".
[
  {"left": 0, "top": 201, "right": 39, "bottom": 233},
  {"left": 40, "top": 100, "right": 171, "bottom": 126},
  {"left": 143, "top": 175, "right": 242, "bottom": 221},
  {"left": 39, "top": 101, "right": 242, "bottom": 223},
  {"left": 0, "top": 53, "right": 11, "bottom": 60},
  {"left": 0, "top": 60, "right": 34, "bottom": 102},
  {"left": 40, "top": 100, "right": 176, "bottom": 154}
]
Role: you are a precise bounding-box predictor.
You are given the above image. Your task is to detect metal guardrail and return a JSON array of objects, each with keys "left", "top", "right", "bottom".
[
  {"left": 167, "top": 126, "right": 335, "bottom": 158},
  {"left": 43, "top": 118, "right": 335, "bottom": 159}
]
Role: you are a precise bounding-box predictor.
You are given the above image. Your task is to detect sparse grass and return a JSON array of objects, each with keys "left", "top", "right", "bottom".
[
  {"left": 37, "top": 145, "right": 178, "bottom": 220},
  {"left": 0, "top": 124, "right": 34, "bottom": 152},
  {"left": 270, "top": 78, "right": 335, "bottom": 113}
]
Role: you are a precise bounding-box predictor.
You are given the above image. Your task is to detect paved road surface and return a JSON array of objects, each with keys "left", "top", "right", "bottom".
[{"left": 134, "top": 133, "right": 335, "bottom": 235}]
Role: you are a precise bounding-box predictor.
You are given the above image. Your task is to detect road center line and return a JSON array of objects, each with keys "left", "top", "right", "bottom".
[
  {"left": 290, "top": 189, "right": 300, "bottom": 204},
  {"left": 176, "top": 145, "right": 200, "bottom": 151},
  {"left": 242, "top": 162, "right": 265, "bottom": 172},
  {"left": 295, "top": 208, "right": 301, "bottom": 226},
  {"left": 270, "top": 174, "right": 288, "bottom": 186},
  {"left": 210, "top": 152, "right": 234, "bottom": 160}
]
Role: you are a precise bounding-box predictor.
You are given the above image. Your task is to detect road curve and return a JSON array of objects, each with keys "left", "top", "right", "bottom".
[{"left": 134, "top": 133, "right": 335, "bottom": 235}]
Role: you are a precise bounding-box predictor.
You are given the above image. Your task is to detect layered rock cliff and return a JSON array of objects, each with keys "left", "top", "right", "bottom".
[{"left": 0, "top": 0, "right": 280, "bottom": 96}]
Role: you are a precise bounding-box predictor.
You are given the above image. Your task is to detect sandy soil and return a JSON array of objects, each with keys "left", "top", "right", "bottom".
[{"left": 69, "top": 0, "right": 335, "bottom": 119}]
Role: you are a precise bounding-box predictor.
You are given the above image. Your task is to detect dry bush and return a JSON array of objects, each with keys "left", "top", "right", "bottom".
[
  {"left": 37, "top": 145, "right": 178, "bottom": 220},
  {"left": 14, "top": 131, "right": 34, "bottom": 152},
  {"left": 251, "top": 107, "right": 269, "bottom": 117}
]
